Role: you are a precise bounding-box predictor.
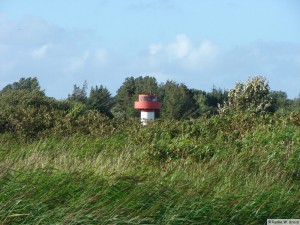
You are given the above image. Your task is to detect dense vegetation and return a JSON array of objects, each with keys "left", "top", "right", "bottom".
[{"left": 0, "top": 76, "right": 299, "bottom": 224}]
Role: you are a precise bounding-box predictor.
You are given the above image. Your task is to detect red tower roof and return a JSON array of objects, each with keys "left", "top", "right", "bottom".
[{"left": 134, "top": 94, "right": 161, "bottom": 110}]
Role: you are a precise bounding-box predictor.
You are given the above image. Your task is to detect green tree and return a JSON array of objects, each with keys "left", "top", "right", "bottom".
[
  {"left": 191, "top": 89, "right": 212, "bottom": 117},
  {"left": 291, "top": 94, "right": 300, "bottom": 112},
  {"left": 160, "top": 81, "right": 197, "bottom": 120},
  {"left": 87, "top": 85, "right": 114, "bottom": 118},
  {"left": 0, "top": 77, "right": 67, "bottom": 137},
  {"left": 192, "top": 87, "right": 228, "bottom": 117},
  {"left": 113, "top": 77, "right": 136, "bottom": 118},
  {"left": 218, "top": 76, "right": 272, "bottom": 115},
  {"left": 1, "top": 77, "right": 44, "bottom": 95},
  {"left": 68, "top": 81, "right": 88, "bottom": 104},
  {"left": 269, "top": 91, "right": 289, "bottom": 112},
  {"left": 0, "top": 89, "right": 61, "bottom": 140},
  {"left": 134, "top": 76, "right": 159, "bottom": 95},
  {"left": 206, "top": 87, "right": 228, "bottom": 114},
  {"left": 113, "top": 76, "right": 159, "bottom": 118}
]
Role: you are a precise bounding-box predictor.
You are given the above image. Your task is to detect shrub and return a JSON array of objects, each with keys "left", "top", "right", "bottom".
[
  {"left": 0, "top": 90, "right": 60, "bottom": 140},
  {"left": 218, "top": 76, "right": 272, "bottom": 115}
]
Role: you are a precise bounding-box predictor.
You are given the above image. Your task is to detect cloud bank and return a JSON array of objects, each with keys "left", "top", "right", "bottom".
[
  {"left": 0, "top": 14, "right": 299, "bottom": 99},
  {"left": 147, "top": 34, "right": 219, "bottom": 70}
]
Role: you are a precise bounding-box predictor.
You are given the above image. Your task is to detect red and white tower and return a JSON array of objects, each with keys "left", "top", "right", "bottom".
[{"left": 134, "top": 94, "right": 161, "bottom": 125}]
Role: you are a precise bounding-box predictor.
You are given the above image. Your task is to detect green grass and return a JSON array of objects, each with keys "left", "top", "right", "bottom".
[{"left": 0, "top": 113, "right": 299, "bottom": 224}]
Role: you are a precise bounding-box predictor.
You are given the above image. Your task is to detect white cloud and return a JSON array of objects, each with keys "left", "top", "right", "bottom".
[
  {"left": 185, "top": 40, "right": 219, "bottom": 70},
  {"left": 147, "top": 34, "right": 219, "bottom": 71},
  {"left": 142, "top": 38, "right": 300, "bottom": 98},
  {"left": 166, "top": 34, "right": 191, "bottom": 60},
  {"left": 30, "top": 44, "right": 51, "bottom": 60},
  {"left": 0, "top": 13, "right": 299, "bottom": 99},
  {"left": 64, "top": 51, "right": 90, "bottom": 74},
  {"left": 148, "top": 43, "right": 162, "bottom": 55}
]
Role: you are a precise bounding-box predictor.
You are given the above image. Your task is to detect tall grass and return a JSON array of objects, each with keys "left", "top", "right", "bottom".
[{"left": 0, "top": 113, "right": 299, "bottom": 224}]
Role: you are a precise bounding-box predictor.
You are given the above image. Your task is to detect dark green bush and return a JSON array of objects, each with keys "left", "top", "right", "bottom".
[
  {"left": 0, "top": 90, "right": 116, "bottom": 141},
  {"left": 0, "top": 90, "right": 62, "bottom": 140}
]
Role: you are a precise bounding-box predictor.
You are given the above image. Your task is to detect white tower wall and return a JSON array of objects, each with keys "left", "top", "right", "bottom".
[{"left": 141, "top": 111, "right": 155, "bottom": 125}]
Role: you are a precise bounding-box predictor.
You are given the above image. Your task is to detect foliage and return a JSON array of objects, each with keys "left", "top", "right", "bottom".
[
  {"left": 134, "top": 76, "right": 159, "bottom": 95},
  {"left": 87, "top": 85, "right": 114, "bottom": 118},
  {"left": 159, "top": 80, "right": 197, "bottom": 119},
  {"left": 113, "top": 76, "right": 159, "bottom": 118},
  {"left": 269, "top": 90, "right": 289, "bottom": 112},
  {"left": 206, "top": 87, "right": 228, "bottom": 113},
  {"left": 132, "top": 112, "right": 300, "bottom": 165},
  {"left": 218, "top": 76, "right": 272, "bottom": 115},
  {"left": 0, "top": 112, "right": 299, "bottom": 224},
  {"left": 113, "top": 77, "right": 137, "bottom": 118},
  {"left": 114, "top": 77, "right": 228, "bottom": 120},
  {"left": 291, "top": 94, "right": 300, "bottom": 111},
  {"left": 0, "top": 89, "right": 60, "bottom": 140},
  {"left": 0, "top": 77, "right": 47, "bottom": 138},
  {"left": 0, "top": 89, "right": 114, "bottom": 141},
  {"left": 192, "top": 87, "right": 228, "bottom": 117},
  {"left": 0, "top": 77, "right": 298, "bottom": 224},
  {"left": 0, "top": 75, "right": 297, "bottom": 143},
  {"left": 68, "top": 80, "right": 88, "bottom": 103},
  {"left": 0, "top": 77, "right": 44, "bottom": 94}
]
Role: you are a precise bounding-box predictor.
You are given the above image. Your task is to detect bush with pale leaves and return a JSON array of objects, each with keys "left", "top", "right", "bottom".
[{"left": 218, "top": 76, "right": 272, "bottom": 115}]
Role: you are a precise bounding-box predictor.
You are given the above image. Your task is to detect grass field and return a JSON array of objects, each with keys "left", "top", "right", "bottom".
[{"left": 0, "top": 113, "right": 299, "bottom": 224}]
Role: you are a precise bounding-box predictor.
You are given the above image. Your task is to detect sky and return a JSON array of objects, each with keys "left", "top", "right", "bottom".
[{"left": 0, "top": 0, "right": 299, "bottom": 99}]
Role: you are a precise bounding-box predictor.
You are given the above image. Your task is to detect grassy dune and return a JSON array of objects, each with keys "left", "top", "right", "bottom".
[{"left": 0, "top": 113, "right": 299, "bottom": 224}]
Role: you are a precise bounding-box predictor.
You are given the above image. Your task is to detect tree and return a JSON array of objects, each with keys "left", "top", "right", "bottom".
[
  {"left": 134, "top": 76, "right": 159, "bottom": 95},
  {"left": 68, "top": 81, "right": 88, "bottom": 103},
  {"left": 113, "top": 77, "right": 136, "bottom": 118},
  {"left": 192, "top": 87, "right": 228, "bottom": 117},
  {"left": 87, "top": 85, "right": 114, "bottom": 118},
  {"left": 1, "top": 77, "right": 44, "bottom": 95},
  {"left": 0, "top": 89, "right": 62, "bottom": 140},
  {"left": 269, "top": 91, "right": 289, "bottom": 112},
  {"left": 160, "top": 81, "right": 197, "bottom": 120},
  {"left": 191, "top": 89, "right": 211, "bottom": 117},
  {"left": 218, "top": 76, "right": 272, "bottom": 115},
  {"left": 0, "top": 77, "right": 70, "bottom": 138},
  {"left": 291, "top": 94, "right": 300, "bottom": 112},
  {"left": 206, "top": 87, "right": 228, "bottom": 114},
  {"left": 113, "top": 76, "right": 159, "bottom": 118}
]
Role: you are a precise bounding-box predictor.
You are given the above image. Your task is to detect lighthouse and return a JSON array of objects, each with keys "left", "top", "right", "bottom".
[{"left": 134, "top": 94, "right": 161, "bottom": 125}]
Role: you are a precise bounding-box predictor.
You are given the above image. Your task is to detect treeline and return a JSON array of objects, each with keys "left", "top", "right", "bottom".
[
  {"left": 66, "top": 76, "right": 228, "bottom": 119},
  {"left": 0, "top": 76, "right": 299, "bottom": 141},
  {"left": 56, "top": 75, "right": 300, "bottom": 118}
]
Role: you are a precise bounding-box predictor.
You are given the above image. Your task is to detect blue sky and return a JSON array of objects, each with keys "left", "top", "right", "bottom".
[{"left": 0, "top": 0, "right": 299, "bottom": 99}]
